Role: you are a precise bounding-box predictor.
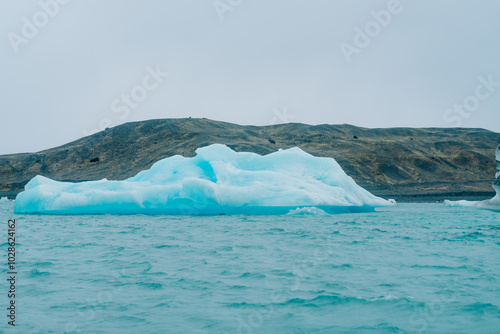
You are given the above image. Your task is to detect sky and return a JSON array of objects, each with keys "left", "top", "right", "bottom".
[{"left": 0, "top": 0, "right": 499, "bottom": 154}]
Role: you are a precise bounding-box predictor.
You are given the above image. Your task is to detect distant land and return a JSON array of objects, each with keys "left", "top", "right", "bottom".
[{"left": 1, "top": 118, "right": 499, "bottom": 202}]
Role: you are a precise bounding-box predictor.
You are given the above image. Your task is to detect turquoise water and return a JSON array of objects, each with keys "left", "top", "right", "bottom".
[{"left": 1, "top": 201, "right": 499, "bottom": 333}]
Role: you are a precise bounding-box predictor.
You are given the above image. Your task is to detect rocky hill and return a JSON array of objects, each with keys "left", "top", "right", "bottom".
[{"left": 1, "top": 118, "right": 499, "bottom": 201}]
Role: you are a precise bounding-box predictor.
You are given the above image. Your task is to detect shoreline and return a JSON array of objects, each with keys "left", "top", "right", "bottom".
[{"left": 372, "top": 191, "right": 496, "bottom": 203}]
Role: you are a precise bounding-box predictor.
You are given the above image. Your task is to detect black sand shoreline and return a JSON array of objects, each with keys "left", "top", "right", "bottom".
[{"left": 372, "top": 192, "right": 496, "bottom": 203}]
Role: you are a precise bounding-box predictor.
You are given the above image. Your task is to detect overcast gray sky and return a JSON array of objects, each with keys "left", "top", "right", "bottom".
[{"left": 1, "top": 0, "right": 499, "bottom": 154}]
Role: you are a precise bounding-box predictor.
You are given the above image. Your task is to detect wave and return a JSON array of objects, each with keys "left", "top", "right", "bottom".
[
  {"left": 29, "top": 269, "right": 51, "bottom": 277},
  {"left": 275, "top": 294, "right": 413, "bottom": 307},
  {"left": 462, "top": 302, "right": 500, "bottom": 314},
  {"left": 409, "top": 264, "right": 468, "bottom": 270},
  {"left": 239, "top": 272, "right": 267, "bottom": 279}
]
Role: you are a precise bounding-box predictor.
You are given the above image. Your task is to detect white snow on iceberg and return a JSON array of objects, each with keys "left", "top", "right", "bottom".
[{"left": 14, "top": 144, "right": 394, "bottom": 215}]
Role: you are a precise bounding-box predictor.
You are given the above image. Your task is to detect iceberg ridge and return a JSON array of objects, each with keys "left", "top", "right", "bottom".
[{"left": 14, "top": 144, "right": 394, "bottom": 215}]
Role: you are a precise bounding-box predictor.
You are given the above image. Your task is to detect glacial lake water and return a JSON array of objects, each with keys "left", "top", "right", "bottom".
[{"left": 0, "top": 201, "right": 499, "bottom": 333}]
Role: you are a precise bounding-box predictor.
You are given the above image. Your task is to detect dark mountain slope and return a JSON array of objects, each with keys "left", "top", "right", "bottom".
[{"left": 1, "top": 118, "right": 498, "bottom": 201}]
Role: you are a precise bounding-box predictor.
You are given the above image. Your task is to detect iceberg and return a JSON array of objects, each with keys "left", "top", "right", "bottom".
[
  {"left": 445, "top": 141, "right": 500, "bottom": 212},
  {"left": 14, "top": 144, "right": 394, "bottom": 215}
]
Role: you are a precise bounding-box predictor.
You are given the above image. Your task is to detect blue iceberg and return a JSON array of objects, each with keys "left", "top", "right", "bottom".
[{"left": 14, "top": 144, "right": 394, "bottom": 215}]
